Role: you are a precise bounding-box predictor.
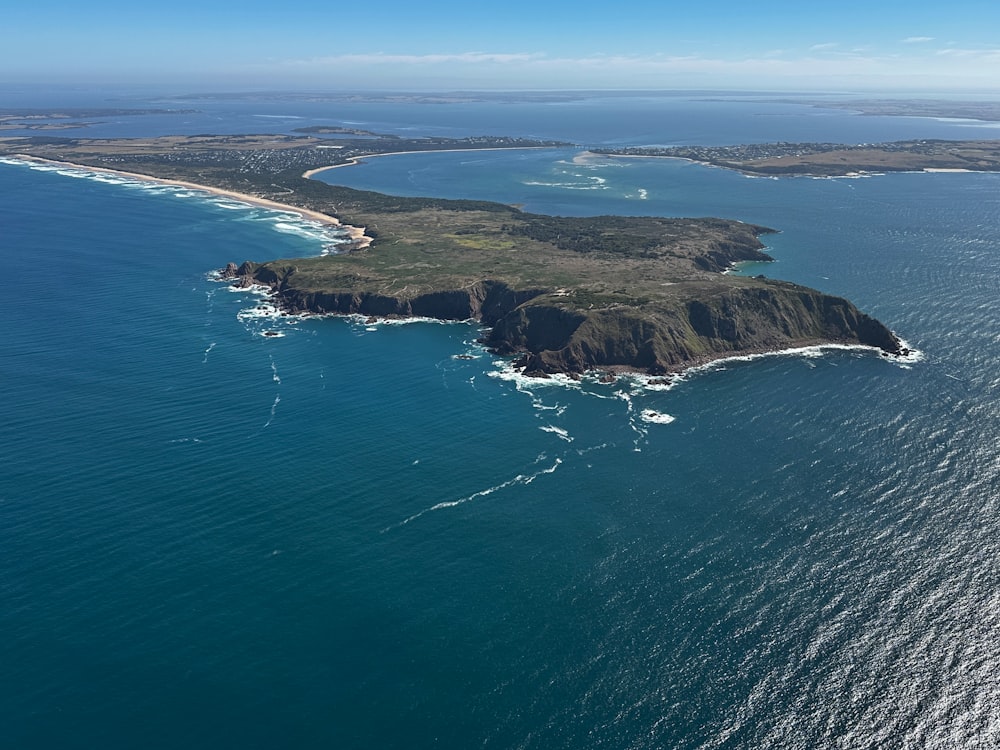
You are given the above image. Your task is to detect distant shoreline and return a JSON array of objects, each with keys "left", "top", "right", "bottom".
[
  {"left": 586, "top": 150, "right": 980, "bottom": 177},
  {"left": 10, "top": 154, "right": 372, "bottom": 248},
  {"left": 588, "top": 140, "right": 1000, "bottom": 177},
  {"left": 301, "top": 146, "right": 559, "bottom": 179}
]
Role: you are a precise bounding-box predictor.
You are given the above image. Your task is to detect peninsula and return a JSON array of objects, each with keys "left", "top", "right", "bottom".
[
  {"left": 0, "top": 132, "right": 906, "bottom": 376},
  {"left": 591, "top": 139, "right": 1000, "bottom": 177}
]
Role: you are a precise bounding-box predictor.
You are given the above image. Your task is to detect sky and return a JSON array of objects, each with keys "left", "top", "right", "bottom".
[{"left": 4, "top": 0, "right": 1000, "bottom": 92}]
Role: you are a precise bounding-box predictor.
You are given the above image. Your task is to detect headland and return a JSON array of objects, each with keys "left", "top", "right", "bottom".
[
  {"left": 591, "top": 139, "right": 1000, "bottom": 177},
  {"left": 0, "top": 131, "right": 908, "bottom": 377}
]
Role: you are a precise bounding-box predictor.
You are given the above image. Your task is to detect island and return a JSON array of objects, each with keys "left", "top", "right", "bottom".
[
  {"left": 0, "top": 132, "right": 907, "bottom": 377},
  {"left": 591, "top": 139, "right": 1000, "bottom": 177}
]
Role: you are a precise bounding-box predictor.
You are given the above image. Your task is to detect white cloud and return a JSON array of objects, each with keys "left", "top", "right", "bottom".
[
  {"left": 234, "top": 48, "right": 1000, "bottom": 92},
  {"left": 902, "top": 36, "right": 935, "bottom": 43},
  {"left": 809, "top": 43, "right": 839, "bottom": 52},
  {"left": 934, "top": 47, "right": 1000, "bottom": 61}
]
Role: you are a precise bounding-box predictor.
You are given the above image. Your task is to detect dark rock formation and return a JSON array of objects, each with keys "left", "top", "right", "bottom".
[
  {"left": 692, "top": 241, "right": 774, "bottom": 272},
  {"left": 485, "top": 285, "right": 902, "bottom": 376},
  {"left": 226, "top": 262, "right": 902, "bottom": 377}
]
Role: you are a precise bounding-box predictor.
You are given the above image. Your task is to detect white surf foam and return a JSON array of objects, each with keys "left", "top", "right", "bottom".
[
  {"left": 236, "top": 301, "right": 284, "bottom": 321},
  {"left": 640, "top": 409, "right": 676, "bottom": 424},
  {"left": 385, "top": 456, "right": 563, "bottom": 531},
  {"left": 488, "top": 360, "right": 584, "bottom": 391},
  {"left": 211, "top": 200, "right": 254, "bottom": 210},
  {"left": 680, "top": 342, "right": 924, "bottom": 379},
  {"left": 270, "top": 221, "right": 332, "bottom": 241},
  {"left": 350, "top": 314, "right": 475, "bottom": 328},
  {"left": 522, "top": 180, "right": 609, "bottom": 191},
  {"left": 261, "top": 394, "right": 281, "bottom": 429},
  {"left": 887, "top": 337, "right": 924, "bottom": 369},
  {"left": 4, "top": 157, "right": 356, "bottom": 257},
  {"left": 539, "top": 425, "right": 574, "bottom": 442}
]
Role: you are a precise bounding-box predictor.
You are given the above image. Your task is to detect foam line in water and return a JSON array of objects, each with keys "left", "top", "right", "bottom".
[
  {"left": 616, "top": 390, "right": 649, "bottom": 451},
  {"left": 539, "top": 425, "right": 573, "bottom": 442},
  {"left": 385, "top": 456, "right": 563, "bottom": 531},
  {"left": 261, "top": 394, "right": 281, "bottom": 430}
]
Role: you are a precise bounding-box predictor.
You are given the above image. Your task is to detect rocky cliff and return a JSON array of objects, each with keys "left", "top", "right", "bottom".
[
  {"left": 484, "top": 283, "right": 903, "bottom": 376},
  {"left": 221, "top": 262, "right": 904, "bottom": 377}
]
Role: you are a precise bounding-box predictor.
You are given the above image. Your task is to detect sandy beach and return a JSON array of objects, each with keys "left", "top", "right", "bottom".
[
  {"left": 12, "top": 154, "right": 372, "bottom": 248},
  {"left": 301, "top": 146, "right": 556, "bottom": 179}
]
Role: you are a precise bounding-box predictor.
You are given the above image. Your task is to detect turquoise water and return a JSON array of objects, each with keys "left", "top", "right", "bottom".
[{"left": 3, "top": 98, "right": 1000, "bottom": 748}]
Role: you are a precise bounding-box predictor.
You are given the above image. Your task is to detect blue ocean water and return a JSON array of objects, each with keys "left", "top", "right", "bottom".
[{"left": 2, "top": 96, "right": 1000, "bottom": 748}]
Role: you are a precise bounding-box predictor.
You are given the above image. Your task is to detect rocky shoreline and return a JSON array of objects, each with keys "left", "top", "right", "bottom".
[{"left": 220, "top": 260, "right": 907, "bottom": 378}]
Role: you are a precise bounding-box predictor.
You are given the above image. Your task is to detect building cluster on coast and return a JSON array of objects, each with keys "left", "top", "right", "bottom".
[{"left": 594, "top": 139, "right": 988, "bottom": 162}]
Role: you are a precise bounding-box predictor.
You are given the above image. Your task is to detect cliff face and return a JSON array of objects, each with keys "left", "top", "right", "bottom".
[
  {"left": 691, "top": 240, "right": 774, "bottom": 272},
  {"left": 485, "top": 285, "right": 902, "bottom": 376},
  {"left": 222, "top": 262, "right": 903, "bottom": 376},
  {"left": 271, "top": 283, "right": 547, "bottom": 322},
  {"left": 223, "top": 261, "right": 544, "bottom": 323}
]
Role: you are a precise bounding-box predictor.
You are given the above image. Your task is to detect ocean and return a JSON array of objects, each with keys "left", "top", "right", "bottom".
[{"left": 2, "top": 94, "right": 999, "bottom": 748}]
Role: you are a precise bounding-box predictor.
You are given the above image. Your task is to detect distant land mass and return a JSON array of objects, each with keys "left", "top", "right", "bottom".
[
  {"left": 797, "top": 98, "right": 1000, "bottom": 122},
  {"left": 157, "top": 93, "right": 1000, "bottom": 119},
  {"left": 292, "top": 125, "right": 386, "bottom": 137},
  {"left": 158, "top": 90, "right": 791, "bottom": 105},
  {"left": 0, "top": 131, "right": 908, "bottom": 377},
  {"left": 592, "top": 139, "right": 1000, "bottom": 177},
  {"left": 0, "top": 108, "right": 197, "bottom": 132}
]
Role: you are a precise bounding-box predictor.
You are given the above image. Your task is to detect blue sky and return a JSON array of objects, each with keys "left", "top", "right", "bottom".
[{"left": 4, "top": 0, "right": 1000, "bottom": 91}]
